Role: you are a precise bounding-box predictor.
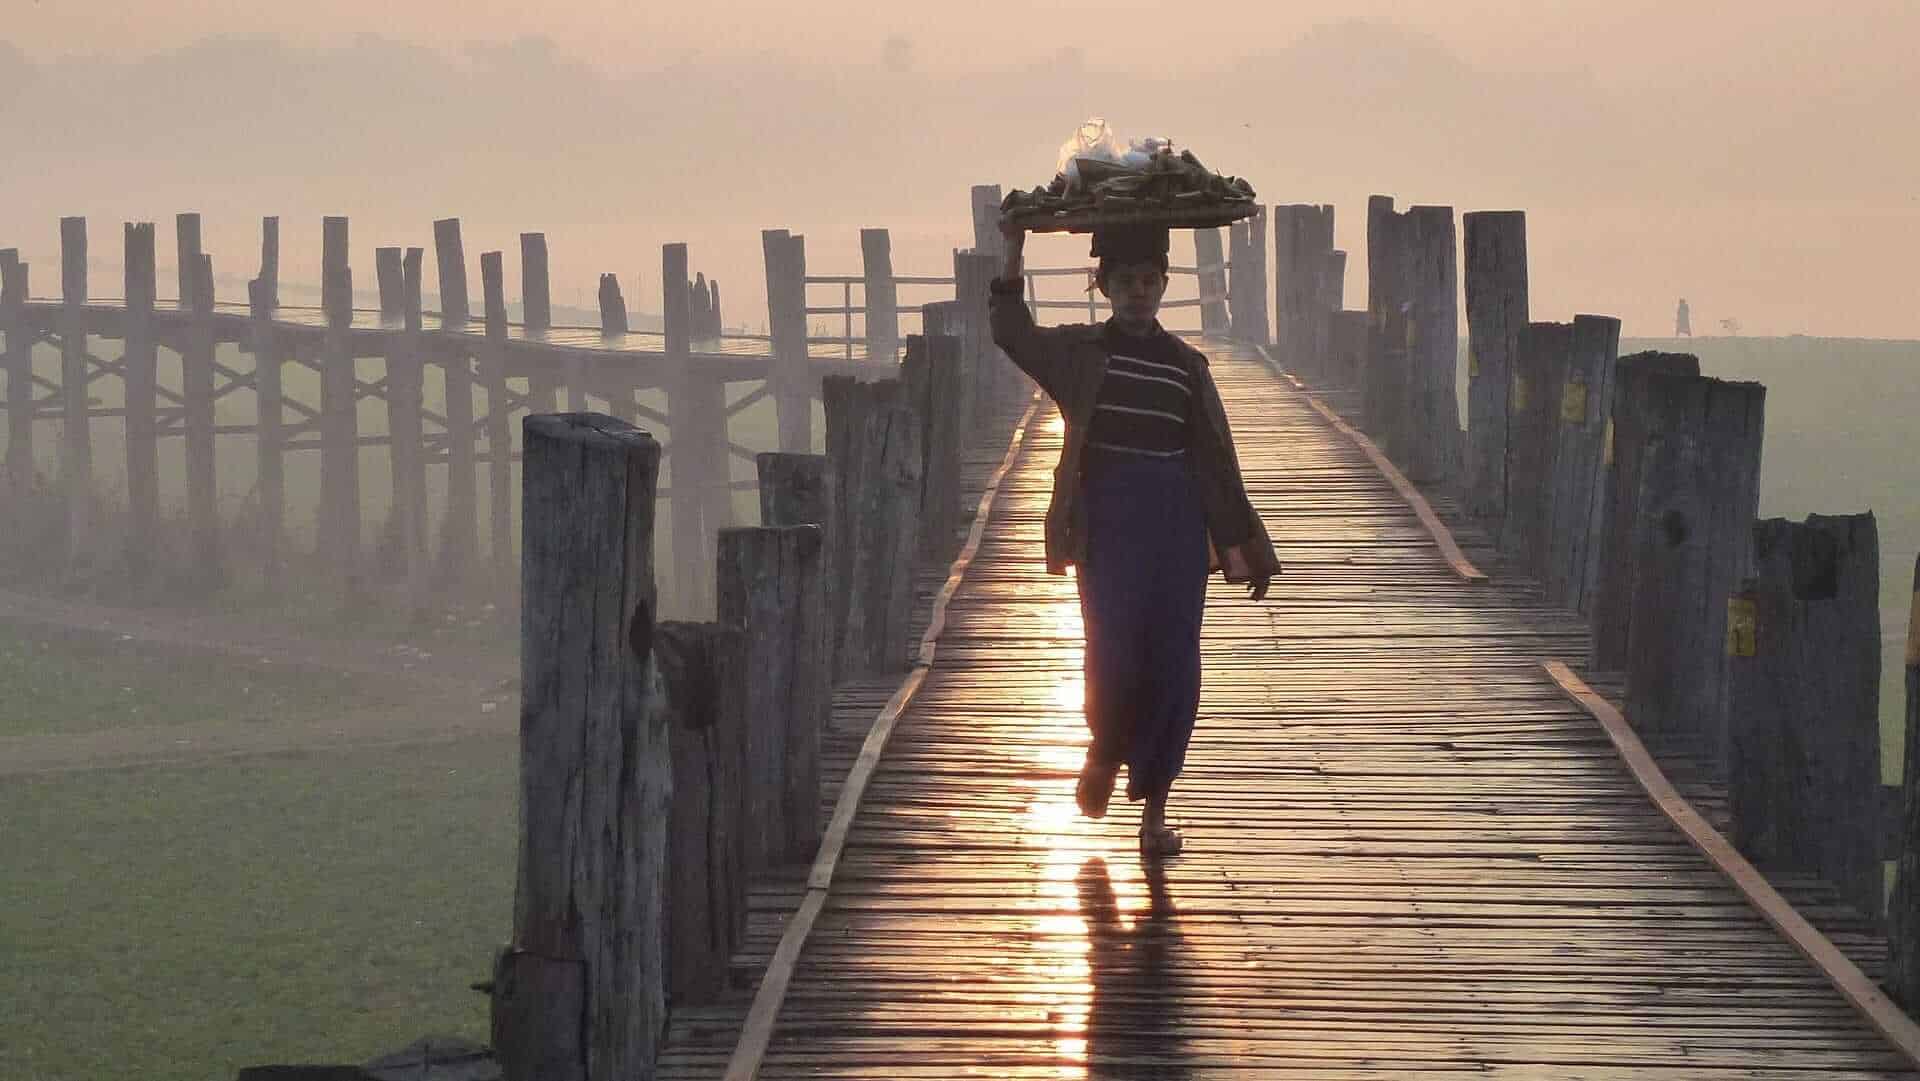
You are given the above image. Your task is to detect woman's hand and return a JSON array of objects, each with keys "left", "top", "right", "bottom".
[{"left": 1224, "top": 545, "right": 1273, "bottom": 601}]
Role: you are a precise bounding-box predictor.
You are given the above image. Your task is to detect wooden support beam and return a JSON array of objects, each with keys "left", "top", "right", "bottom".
[
  {"left": 1546, "top": 314, "right": 1620, "bottom": 614},
  {"left": 760, "top": 230, "right": 812, "bottom": 453},
  {"left": 664, "top": 242, "right": 707, "bottom": 618},
  {"left": 1889, "top": 554, "right": 1920, "bottom": 1007},
  {"left": 59, "top": 216, "right": 91, "bottom": 548},
  {"left": 1463, "top": 210, "right": 1529, "bottom": 526},
  {"left": 1589, "top": 351, "right": 1703, "bottom": 670},
  {"left": 1729, "top": 513, "right": 1882, "bottom": 921},
  {"left": 656, "top": 620, "right": 750, "bottom": 1005},
  {"left": 0, "top": 252, "right": 29, "bottom": 494},
  {"left": 480, "top": 250, "right": 515, "bottom": 583},
  {"left": 1362, "top": 195, "right": 1409, "bottom": 457},
  {"left": 1403, "top": 204, "right": 1459, "bottom": 484},
  {"left": 496, "top": 412, "right": 665, "bottom": 1081},
  {"left": 319, "top": 216, "right": 361, "bottom": 583},
  {"left": 247, "top": 271, "right": 284, "bottom": 582},
  {"left": 520, "top": 232, "right": 550, "bottom": 333},
  {"left": 185, "top": 251, "right": 220, "bottom": 590},
  {"left": 176, "top": 212, "right": 202, "bottom": 309},
  {"left": 433, "top": 218, "right": 469, "bottom": 327},
  {"left": 439, "top": 258, "right": 479, "bottom": 590},
  {"left": 123, "top": 223, "right": 160, "bottom": 581},
  {"left": 708, "top": 279, "right": 723, "bottom": 338},
  {"left": 859, "top": 228, "right": 899, "bottom": 364},
  {"left": 375, "top": 247, "right": 404, "bottom": 318},
  {"left": 902, "top": 333, "right": 962, "bottom": 559},
  {"left": 715, "top": 524, "right": 828, "bottom": 867},
  {"left": 386, "top": 248, "right": 429, "bottom": 608},
  {"left": 257, "top": 216, "right": 279, "bottom": 310},
  {"left": 1624, "top": 372, "right": 1766, "bottom": 764},
  {"left": 597, "top": 273, "right": 628, "bottom": 336}
]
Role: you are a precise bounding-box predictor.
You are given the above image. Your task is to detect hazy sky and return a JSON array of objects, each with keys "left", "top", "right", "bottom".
[{"left": 3, "top": 2, "right": 1917, "bottom": 338}]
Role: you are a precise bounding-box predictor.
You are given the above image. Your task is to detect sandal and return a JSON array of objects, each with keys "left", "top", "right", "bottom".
[
  {"left": 1139, "top": 824, "right": 1184, "bottom": 858},
  {"left": 1076, "top": 758, "right": 1120, "bottom": 819}
]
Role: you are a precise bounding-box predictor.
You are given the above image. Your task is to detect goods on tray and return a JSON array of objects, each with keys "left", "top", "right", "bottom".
[{"left": 1000, "top": 118, "right": 1258, "bottom": 234}]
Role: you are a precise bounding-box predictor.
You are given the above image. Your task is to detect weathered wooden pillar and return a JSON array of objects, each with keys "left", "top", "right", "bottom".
[
  {"left": 385, "top": 249, "right": 430, "bottom": 605},
  {"left": 247, "top": 273, "right": 284, "bottom": 581},
  {"left": 123, "top": 224, "right": 160, "bottom": 579},
  {"left": 1463, "top": 211, "right": 1529, "bottom": 525},
  {"left": 838, "top": 382, "right": 923, "bottom": 676},
  {"left": 1889, "top": 555, "right": 1920, "bottom": 1007},
  {"left": 1403, "top": 205, "right": 1459, "bottom": 484},
  {"left": 1318, "top": 249, "right": 1348, "bottom": 375},
  {"left": 494, "top": 412, "right": 665, "bottom": 1081},
  {"left": 1193, "top": 227, "right": 1230, "bottom": 338},
  {"left": 57, "top": 218, "right": 92, "bottom": 548},
  {"left": 440, "top": 261, "right": 480, "bottom": 588},
  {"left": 0, "top": 253, "right": 28, "bottom": 494},
  {"left": 902, "top": 333, "right": 963, "bottom": 558},
  {"left": 480, "top": 251, "right": 515, "bottom": 583},
  {"left": 521, "top": 234, "right": 551, "bottom": 333},
  {"left": 185, "top": 252, "right": 220, "bottom": 588},
  {"left": 1544, "top": 314, "right": 1620, "bottom": 613},
  {"left": 597, "top": 273, "right": 628, "bottom": 336},
  {"left": 951, "top": 250, "right": 996, "bottom": 429},
  {"left": 176, "top": 213, "right": 202, "bottom": 310},
  {"left": 1501, "top": 321, "right": 1571, "bottom": 578},
  {"left": 375, "top": 247, "right": 404, "bottom": 319},
  {"left": 1728, "top": 513, "right": 1882, "bottom": 920},
  {"left": 433, "top": 218, "right": 469, "bottom": 327},
  {"left": 655, "top": 620, "right": 749, "bottom": 1004},
  {"left": 1624, "top": 373, "right": 1766, "bottom": 761},
  {"left": 1272, "top": 204, "right": 1334, "bottom": 376},
  {"left": 1589, "top": 351, "right": 1703, "bottom": 670},
  {"left": 756, "top": 450, "right": 836, "bottom": 674},
  {"left": 690, "top": 273, "right": 712, "bottom": 342},
  {"left": 970, "top": 184, "right": 1006, "bottom": 260},
  {"left": 761, "top": 229, "right": 812, "bottom": 453},
  {"left": 664, "top": 243, "right": 707, "bottom": 618},
  {"left": 860, "top": 228, "right": 900, "bottom": 363},
  {"left": 1242, "top": 205, "right": 1270, "bottom": 346},
  {"left": 1328, "top": 309, "right": 1367, "bottom": 389},
  {"left": 319, "top": 215, "right": 360, "bottom": 581},
  {"left": 708, "top": 279, "right": 723, "bottom": 339},
  {"left": 715, "top": 525, "right": 828, "bottom": 866},
  {"left": 257, "top": 216, "right": 279, "bottom": 310},
  {"left": 820, "top": 376, "right": 862, "bottom": 679},
  {"left": 1362, "top": 195, "right": 1409, "bottom": 454}
]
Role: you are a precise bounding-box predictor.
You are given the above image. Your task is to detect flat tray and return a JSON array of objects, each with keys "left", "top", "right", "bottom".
[{"left": 1004, "top": 199, "right": 1259, "bottom": 235}]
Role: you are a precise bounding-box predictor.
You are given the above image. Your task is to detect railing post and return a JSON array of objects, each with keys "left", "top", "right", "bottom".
[
  {"left": 1589, "top": 351, "right": 1702, "bottom": 671},
  {"left": 951, "top": 250, "right": 995, "bottom": 433},
  {"left": 903, "top": 332, "right": 963, "bottom": 558},
  {"left": 1889, "top": 554, "right": 1920, "bottom": 1007},
  {"left": 1272, "top": 204, "right": 1334, "bottom": 376},
  {"left": 0, "top": 252, "right": 28, "bottom": 495},
  {"left": 761, "top": 229, "right": 812, "bottom": 453},
  {"left": 493, "top": 412, "right": 665, "bottom": 1081},
  {"left": 319, "top": 215, "right": 361, "bottom": 586},
  {"left": 1403, "top": 204, "right": 1459, "bottom": 483},
  {"left": 656, "top": 620, "right": 750, "bottom": 1004},
  {"left": 1463, "top": 211, "right": 1529, "bottom": 527},
  {"left": 1362, "top": 195, "right": 1409, "bottom": 457},
  {"left": 176, "top": 212, "right": 202, "bottom": 311},
  {"left": 1623, "top": 372, "right": 1766, "bottom": 764},
  {"left": 716, "top": 524, "right": 828, "bottom": 866},
  {"left": 433, "top": 217, "right": 469, "bottom": 327},
  {"left": 124, "top": 224, "right": 160, "bottom": 582},
  {"left": 838, "top": 380, "right": 923, "bottom": 677},
  {"left": 1728, "top": 513, "right": 1882, "bottom": 921},
  {"left": 1501, "top": 321, "right": 1571, "bottom": 578},
  {"left": 1545, "top": 314, "right": 1620, "bottom": 613},
  {"left": 756, "top": 450, "right": 837, "bottom": 677},
  {"left": 59, "top": 216, "right": 91, "bottom": 550},
  {"left": 597, "top": 273, "right": 628, "bottom": 335},
  {"left": 257, "top": 215, "right": 279, "bottom": 310},
  {"left": 860, "top": 228, "right": 899, "bottom": 363},
  {"left": 1244, "top": 204, "right": 1269, "bottom": 346}
]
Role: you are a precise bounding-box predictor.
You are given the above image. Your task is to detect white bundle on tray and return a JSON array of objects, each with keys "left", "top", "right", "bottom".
[{"left": 1055, "top": 118, "right": 1176, "bottom": 193}]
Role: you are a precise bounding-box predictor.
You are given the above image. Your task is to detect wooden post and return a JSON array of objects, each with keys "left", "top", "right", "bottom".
[
  {"left": 185, "top": 251, "right": 220, "bottom": 588},
  {"left": 761, "top": 230, "right": 812, "bottom": 453},
  {"left": 1403, "top": 205, "right": 1459, "bottom": 484},
  {"left": 0, "top": 253, "right": 29, "bottom": 495},
  {"left": 59, "top": 217, "right": 92, "bottom": 548},
  {"left": 257, "top": 216, "right": 279, "bottom": 310},
  {"left": 1624, "top": 372, "right": 1766, "bottom": 763},
  {"left": 1362, "top": 195, "right": 1409, "bottom": 456},
  {"left": 440, "top": 255, "right": 480, "bottom": 588},
  {"left": 495, "top": 413, "right": 665, "bottom": 1081},
  {"left": 860, "top": 228, "right": 899, "bottom": 364},
  {"left": 819, "top": 375, "right": 862, "bottom": 680},
  {"left": 951, "top": 251, "right": 996, "bottom": 432},
  {"left": 1888, "top": 554, "right": 1920, "bottom": 1007},
  {"left": 123, "top": 224, "right": 160, "bottom": 580},
  {"left": 970, "top": 184, "right": 1006, "bottom": 260},
  {"left": 708, "top": 279, "right": 723, "bottom": 338},
  {"left": 1318, "top": 249, "right": 1348, "bottom": 377},
  {"left": 1463, "top": 210, "right": 1529, "bottom": 525},
  {"left": 481, "top": 251, "right": 515, "bottom": 583},
  {"left": 691, "top": 273, "right": 712, "bottom": 342},
  {"left": 1272, "top": 204, "right": 1334, "bottom": 376},
  {"left": 902, "top": 333, "right": 963, "bottom": 558},
  {"left": 319, "top": 215, "right": 360, "bottom": 582},
  {"left": 176, "top": 213, "right": 202, "bottom": 309},
  {"left": 1328, "top": 309, "right": 1367, "bottom": 389},
  {"left": 1728, "top": 513, "right": 1882, "bottom": 920},
  {"left": 1543, "top": 314, "right": 1619, "bottom": 613},
  {"left": 664, "top": 242, "right": 706, "bottom": 618},
  {"left": 1242, "top": 204, "right": 1270, "bottom": 346},
  {"left": 1501, "top": 321, "right": 1571, "bottom": 578},
  {"left": 838, "top": 381, "right": 923, "bottom": 677},
  {"left": 521, "top": 233, "right": 550, "bottom": 333},
  {"left": 247, "top": 273, "right": 284, "bottom": 581},
  {"left": 597, "top": 273, "right": 628, "bottom": 336},
  {"left": 656, "top": 620, "right": 749, "bottom": 1004},
  {"left": 386, "top": 249, "right": 430, "bottom": 605},
  {"left": 756, "top": 452, "right": 832, "bottom": 529},
  {"left": 433, "top": 218, "right": 469, "bottom": 327},
  {"left": 1589, "top": 351, "right": 1703, "bottom": 671},
  {"left": 715, "top": 525, "right": 828, "bottom": 866},
  {"left": 1192, "top": 227, "right": 1230, "bottom": 337},
  {"left": 375, "top": 247, "right": 404, "bottom": 319}
]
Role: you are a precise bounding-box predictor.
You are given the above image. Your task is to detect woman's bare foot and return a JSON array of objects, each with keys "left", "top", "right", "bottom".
[{"left": 1076, "top": 756, "right": 1120, "bottom": 819}]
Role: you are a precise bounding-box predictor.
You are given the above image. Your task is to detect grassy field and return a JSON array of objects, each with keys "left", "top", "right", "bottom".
[{"left": 0, "top": 733, "right": 516, "bottom": 1081}]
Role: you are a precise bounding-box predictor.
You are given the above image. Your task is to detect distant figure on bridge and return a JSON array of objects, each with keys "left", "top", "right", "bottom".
[
  {"left": 992, "top": 217, "right": 1281, "bottom": 858},
  {"left": 1676, "top": 298, "right": 1692, "bottom": 337}
]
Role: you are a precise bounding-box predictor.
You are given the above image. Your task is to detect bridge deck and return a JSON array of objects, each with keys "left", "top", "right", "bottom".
[{"left": 679, "top": 341, "right": 1913, "bottom": 1078}]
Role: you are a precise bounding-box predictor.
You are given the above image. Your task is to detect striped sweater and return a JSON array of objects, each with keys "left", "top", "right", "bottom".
[{"left": 1086, "top": 322, "right": 1192, "bottom": 457}]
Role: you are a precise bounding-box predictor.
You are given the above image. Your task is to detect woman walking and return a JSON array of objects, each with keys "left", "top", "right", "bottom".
[{"left": 989, "top": 218, "right": 1281, "bottom": 857}]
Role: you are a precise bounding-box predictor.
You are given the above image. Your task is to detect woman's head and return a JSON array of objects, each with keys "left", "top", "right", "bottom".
[{"left": 1090, "top": 225, "right": 1171, "bottom": 327}]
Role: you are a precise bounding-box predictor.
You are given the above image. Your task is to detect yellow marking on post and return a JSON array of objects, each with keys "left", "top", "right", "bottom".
[
  {"left": 1405, "top": 319, "right": 1418, "bottom": 349},
  {"left": 1510, "top": 373, "right": 1529, "bottom": 412},
  {"left": 1728, "top": 595, "right": 1758, "bottom": 658},
  {"left": 1469, "top": 344, "right": 1480, "bottom": 378},
  {"left": 1603, "top": 418, "right": 1615, "bottom": 467},
  {"left": 1562, "top": 379, "right": 1589, "bottom": 423}
]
